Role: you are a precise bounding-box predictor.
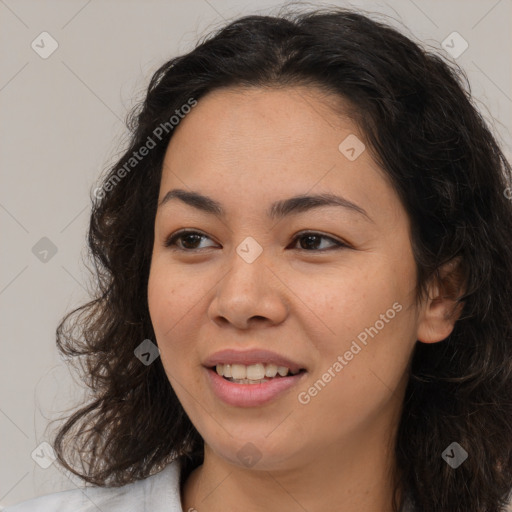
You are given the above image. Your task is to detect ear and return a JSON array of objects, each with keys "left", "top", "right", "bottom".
[{"left": 416, "top": 257, "right": 466, "bottom": 344}]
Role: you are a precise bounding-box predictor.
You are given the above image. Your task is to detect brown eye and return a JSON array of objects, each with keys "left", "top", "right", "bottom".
[
  {"left": 291, "top": 232, "right": 348, "bottom": 251},
  {"left": 164, "top": 230, "right": 349, "bottom": 252},
  {"left": 164, "top": 230, "right": 217, "bottom": 251}
]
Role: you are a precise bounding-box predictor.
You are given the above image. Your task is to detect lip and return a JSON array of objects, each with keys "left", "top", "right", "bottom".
[
  {"left": 205, "top": 367, "right": 308, "bottom": 407},
  {"left": 203, "top": 348, "right": 306, "bottom": 374}
]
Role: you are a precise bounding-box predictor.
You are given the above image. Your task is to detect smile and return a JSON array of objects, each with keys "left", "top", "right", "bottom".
[{"left": 206, "top": 366, "right": 307, "bottom": 407}]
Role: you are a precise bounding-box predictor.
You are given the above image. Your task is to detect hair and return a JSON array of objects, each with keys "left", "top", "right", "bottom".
[{"left": 51, "top": 6, "right": 512, "bottom": 512}]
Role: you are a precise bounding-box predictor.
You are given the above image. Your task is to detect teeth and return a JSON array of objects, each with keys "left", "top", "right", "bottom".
[
  {"left": 277, "top": 366, "right": 289, "bottom": 376},
  {"left": 265, "top": 364, "right": 278, "bottom": 378},
  {"left": 246, "top": 363, "right": 265, "bottom": 380},
  {"left": 215, "top": 363, "right": 301, "bottom": 380},
  {"left": 226, "top": 378, "right": 269, "bottom": 384},
  {"left": 231, "top": 364, "right": 247, "bottom": 380}
]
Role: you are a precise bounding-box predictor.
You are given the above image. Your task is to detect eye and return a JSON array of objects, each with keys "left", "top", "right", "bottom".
[
  {"left": 290, "top": 231, "right": 349, "bottom": 251},
  {"left": 164, "top": 230, "right": 217, "bottom": 250},
  {"left": 163, "top": 230, "right": 349, "bottom": 252}
]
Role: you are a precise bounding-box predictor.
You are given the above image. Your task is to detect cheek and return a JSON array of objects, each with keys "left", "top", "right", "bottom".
[
  {"left": 147, "top": 258, "right": 215, "bottom": 433},
  {"left": 148, "top": 252, "right": 204, "bottom": 328},
  {"left": 147, "top": 263, "right": 173, "bottom": 339},
  {"left": 147, "top": 258, "right": 198, "bottom": 365},
  {"left": 298, "top": 312, "right": 415, "bottom": 441},
  {"left": 299, "top": 260, "right": 416, "bottom": 415},
  {"left": 309, "top": 258, "right": 409, "bottom": 344}
]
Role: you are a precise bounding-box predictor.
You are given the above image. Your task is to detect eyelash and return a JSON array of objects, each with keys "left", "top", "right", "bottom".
[{"left": 163, "top": 229, "right": 349, "bottom": 252}]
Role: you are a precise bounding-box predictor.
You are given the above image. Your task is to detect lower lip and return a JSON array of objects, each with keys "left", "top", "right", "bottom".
[{"left": 205, "top": 367, "right": 307, "bottom": 407}]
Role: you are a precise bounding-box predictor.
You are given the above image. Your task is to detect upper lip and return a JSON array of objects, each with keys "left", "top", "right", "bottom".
[{"left": 203, "top": 349, "right": 307, "bottom": 374}]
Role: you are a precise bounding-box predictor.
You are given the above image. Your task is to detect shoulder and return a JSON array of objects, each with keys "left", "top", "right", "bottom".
[{"left": 2, "top": 459, "right": 183, "bottom": 512}]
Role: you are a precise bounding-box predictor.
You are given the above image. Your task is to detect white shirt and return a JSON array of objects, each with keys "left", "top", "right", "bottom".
[{"left": 2, "top": 458, "right": 184, "bottom": 512}]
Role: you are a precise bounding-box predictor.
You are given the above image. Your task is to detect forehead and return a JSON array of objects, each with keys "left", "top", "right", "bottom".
[
  {"left": 162, "top": 86, "right": 368, "bottom": 180},
  {"left": 158, "top": 85, "right": 402, "bottom": 225},
  {"left": 166, "top": 85, "right": 357, "bottom": 156}
]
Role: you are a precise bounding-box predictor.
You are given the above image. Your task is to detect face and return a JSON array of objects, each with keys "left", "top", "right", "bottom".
[{"left": 148, "top": 86, "right": 423, "bottom": 471}]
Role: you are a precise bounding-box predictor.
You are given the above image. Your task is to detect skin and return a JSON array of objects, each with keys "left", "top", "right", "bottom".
[{"left": 147, "top": 86, "right": 461, "bottom": 512}]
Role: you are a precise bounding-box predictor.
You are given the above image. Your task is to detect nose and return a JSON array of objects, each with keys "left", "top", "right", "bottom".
[{"left": 207, "top": 247, "right": 289, "bottom": 330}]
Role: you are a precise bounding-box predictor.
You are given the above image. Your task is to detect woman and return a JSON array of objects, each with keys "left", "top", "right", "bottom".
[{"left": 6, "top": 6, "right": 512, "bottom": 512}]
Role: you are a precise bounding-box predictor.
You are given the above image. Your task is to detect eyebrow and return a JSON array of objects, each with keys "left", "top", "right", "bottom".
[{"left": 158, "top": 188, "right": 372, "bottom": 222}]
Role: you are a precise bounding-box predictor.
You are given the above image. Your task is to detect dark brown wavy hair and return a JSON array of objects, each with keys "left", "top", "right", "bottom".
[{"left": 51, "top": 6, "right": 512, "bottom": 512}]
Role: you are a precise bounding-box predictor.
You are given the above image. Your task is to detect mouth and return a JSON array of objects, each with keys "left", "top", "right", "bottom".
[
  {"left": 209, "top": 363, "right": 307, "bottom": 384},
  {"left": 205, "top": 364, "right": 308, "bottom": 407}
]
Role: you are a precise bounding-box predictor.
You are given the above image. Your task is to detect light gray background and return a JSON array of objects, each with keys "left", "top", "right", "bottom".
[{"left": 1, "top": 0, "right": 511, "bottom": 507}]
